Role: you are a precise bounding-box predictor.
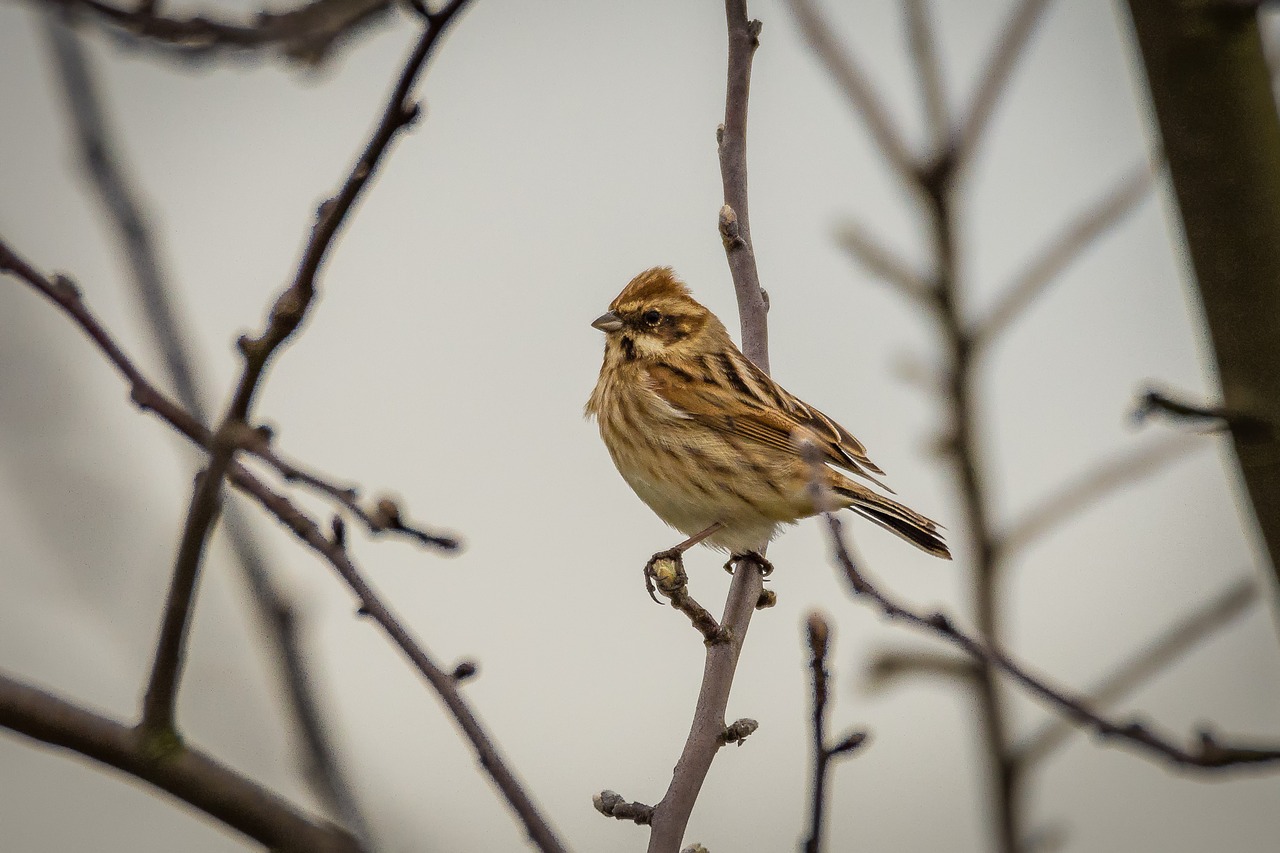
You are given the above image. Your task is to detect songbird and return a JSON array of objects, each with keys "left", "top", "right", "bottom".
[{"left": 585, "top": 267, "right": 950, "bottom": 566}]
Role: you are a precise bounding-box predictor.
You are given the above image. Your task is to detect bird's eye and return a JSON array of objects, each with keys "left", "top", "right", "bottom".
[{"left": 642, "top": 309, "right": 662, "bottom": 326}]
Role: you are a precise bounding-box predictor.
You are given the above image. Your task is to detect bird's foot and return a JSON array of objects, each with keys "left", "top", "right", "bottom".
[
  {"left": 644, "top": 549, "right": 686, "bottom": 604},
  {"left": 726, "top": 551, "right": 774, "bottom": 577}
]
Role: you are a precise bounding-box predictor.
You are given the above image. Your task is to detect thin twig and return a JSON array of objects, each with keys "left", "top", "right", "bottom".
[
  {"left": 802, "top": 611, "right": 869, "bottom": 853},
  {"left": 0, "top": 238, "right": 450, "bottom": 552},
  {"left": 787, "top": 0, "right": 918, "bottom": 180},
  {"left": 997, "top": 433, "right": 1202, "bottom": 558},
  {"left": 49, "top": 0, "right": 396, "bottom": 65},
  {"left": 42, "top": 16, "right": 375, "bottom": 835},
  {"left": 0, "top": 670, "right": 359, "bottom": 853},
  {"left": 903, "top": 0, "right": 951, "bottom": 154},
  {"left": 236, "top": 469, "right": 570, "bottom": 853},
  {"left": 864, "top": 647, "right": 979, "bottom": 692},
  {"left": 140, "top": 460, "right": 231, "bottom": 735},
  {"left": 717, "top": 2, "right": 768, "bottom": 371},
  {"left": 954, "top": 0, "right": 1055, "bottom": 167},
  {"left": 823, "top": 513, "right": 1280, "bottom": 770},
  {"left": 835, "top": 219, "right": 934, "bottom": 308},
  {"left": 976, "top": 162, "right": 1156, "bottom": 347},
  {"left": 1134, "top": 387, "right": 1274, "bottom": 445},
  {"left": 1012, "top": 576, "right": 1259, "bottom": 769}
]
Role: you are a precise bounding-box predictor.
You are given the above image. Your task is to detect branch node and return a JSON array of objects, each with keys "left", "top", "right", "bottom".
[
  {"left": 718, "top": 717, "right": 759, "bottom": 746},
  {"left": 592, "top": 790, "right": 653, "bottom": 825},
  {"left": 718, "top": 204, "right": 745, "bottom": 250},
  {"left": 747, "top": 18, "right": 763, "bottom": 44},
  {"left": 330, "top": 515, "right": 346, "bottom": 548},
  {"left": 451, "top": 660, "right": 478, "bottom": 682},
  {"left": 52, "top": 273, "right": 82, "bottom": 300},
  {"left": 755, "top": 589, "right": 777, "bottom": 609},
  {"left": 829, "top": 729, "right": 869, "bottom": 755}
]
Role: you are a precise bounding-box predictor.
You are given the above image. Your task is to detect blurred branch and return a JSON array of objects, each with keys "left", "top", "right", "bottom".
[
  {"left": 976, "top": 161, "right": 1157, "bottom": 347},
  {"left": 903, "top": 0, "right": 950, "bottom": 153},
  {"left": 954, "top": 0, "right": 1054, "bottom": 166},
  {"left": 836, "top": 219, "right": 934, "bottom": 308},
  {"left": 1134, "top": 387, "right": 1274, "bottom": 445},
  {"left": 802, "top": 612, "right": 869, "bottom": 853},
  {"left": 641, "top": 6, "right": 770, "bottom": 852},
  {"left": 1126, "top": 0, "right": 1280, "bottom": 605},
  {"left": 41, "top": 0, "right": 396, "bottom": 65},
  {"left": 0, "top": 670, "right": 359, "bottom": 853},
  {"left": 997, "top": 433, "right": 1202, "bottom": 559},
  {"left": 864, "top": 646, "right": 979, "bottom": 693},
  {"left": 1012, "top": 576, "right": 1259, "bottom": 770},
  {"left": 823, "top": 512, "right": 1280, "bottom": 770},
  {"left": 787, "top": 0, "right": 917, "bottom": 180}
]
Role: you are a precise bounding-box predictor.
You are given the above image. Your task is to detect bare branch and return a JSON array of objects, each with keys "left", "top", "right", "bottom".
[
  {"left": 239, "top": 471, "right": 570, "bottom": 852},
  {"left": 836, "top": 219, "right": 934, "bottom": 308},
  {"left": 717, "top": 2, "right": 768, "bottom": 371},
  {"left": 864, "top": 647, "right": 980, "bottom": 692},
  {"left": 803, "top": 611, "right": 869, "bottom": 853},
  {"left": 954, "top": 0, "right": 1055, "bottom": 166},
  {"left": 823, "top": 513, "right": 1280, "bottom": 770},
  {"left": 48, "top": 0, "right": 396, "bottom": 65},
  {"left": 0, "top": 670, "right": 359, "bottom": 853},
  {"left": 903, "top": 0, "right": 951, "bottom": 153},
  {"left": 140, "top": 460, "right": 230, "bottom": 735},
  {"left": 997, "top": 433, "right": 1202, "bottom": 559},
  {"left": 1135, "top": 387, "right": 1274, "bottom": 445},
  {"left": 1013, "top": 576, "right": 1259, "bottom": 769},
  {"left": 787, "top": 0, "right": 917, "bottom": 180},
  {"left": 976, "top": 162, "right": 1156, "bottom": 346}
]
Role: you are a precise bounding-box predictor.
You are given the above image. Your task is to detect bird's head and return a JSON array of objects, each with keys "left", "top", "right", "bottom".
[{"left": 591, "top": 267, "right": 728, "bottom": 361}]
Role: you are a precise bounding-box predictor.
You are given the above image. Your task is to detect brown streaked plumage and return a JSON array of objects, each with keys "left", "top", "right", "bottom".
[{"left": 585, "top": 267, "right": 950, "bottom": 560}]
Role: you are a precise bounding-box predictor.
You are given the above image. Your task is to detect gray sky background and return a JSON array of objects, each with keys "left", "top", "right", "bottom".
[{"left": 2, "top": 1, "right": 1280, "bottom": 851}]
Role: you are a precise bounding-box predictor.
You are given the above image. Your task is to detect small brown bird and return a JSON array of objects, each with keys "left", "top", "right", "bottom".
[{"left": 585, "top": 267, "right": 950, "bottom": 563}]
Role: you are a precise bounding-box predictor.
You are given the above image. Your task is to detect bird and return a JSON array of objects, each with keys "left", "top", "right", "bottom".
[{"left": 584, "top": 266, "right": 950, "bottom": 568}]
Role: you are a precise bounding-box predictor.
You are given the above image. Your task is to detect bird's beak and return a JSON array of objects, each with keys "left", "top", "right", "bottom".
[{"left": 591, "top": 310, "right": 623, "bottom": 333}]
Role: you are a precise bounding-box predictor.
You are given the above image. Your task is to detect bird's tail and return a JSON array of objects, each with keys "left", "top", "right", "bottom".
[{"left": 833, "top": 482, "right": 951, "bottom": 560}]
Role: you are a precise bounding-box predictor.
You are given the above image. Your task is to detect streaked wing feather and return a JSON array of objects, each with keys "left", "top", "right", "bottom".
[{"left": 646, "top": 358, "right": 888, "bottom": 484}]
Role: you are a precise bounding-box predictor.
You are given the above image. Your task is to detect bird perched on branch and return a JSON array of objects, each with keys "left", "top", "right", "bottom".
[{"left": 585, "top": 267, "right": 950, "bottom": 566}]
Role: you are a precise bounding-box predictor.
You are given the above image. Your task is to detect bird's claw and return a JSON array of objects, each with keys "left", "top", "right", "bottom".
[
  {"left": 644, "top": 549, "right": 686, "bottom": 604},
  {"left": 727, "top": 552, "right": 774, "bottom": 577}
]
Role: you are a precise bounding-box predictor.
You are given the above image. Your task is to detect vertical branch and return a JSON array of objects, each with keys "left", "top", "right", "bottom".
[
  {"left": 644, "top": 10, "right": 772, "bottom": 849},
  {"left": 42, "top": 15, "right": 371, "bottom": 838},
  {"left": 802, "top": 613, "right": 867, "bottom": 853},
  {"left": 718, "top": 0, "right": 769, "bottom": 372}
]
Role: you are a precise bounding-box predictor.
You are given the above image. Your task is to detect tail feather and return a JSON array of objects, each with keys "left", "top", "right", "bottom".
[{"left": 834, "top": 485, "right": 952, "bottom": 560}]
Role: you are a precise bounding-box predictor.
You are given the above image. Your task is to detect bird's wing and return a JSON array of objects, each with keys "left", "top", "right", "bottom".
[{"left": 646, "top": 358, "right": 888, "bottom": 483}]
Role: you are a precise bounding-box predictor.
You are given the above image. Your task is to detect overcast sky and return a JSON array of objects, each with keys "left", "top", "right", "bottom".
[{"left": 3, "top": 1, "right": 1280, "bottom": 851}]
